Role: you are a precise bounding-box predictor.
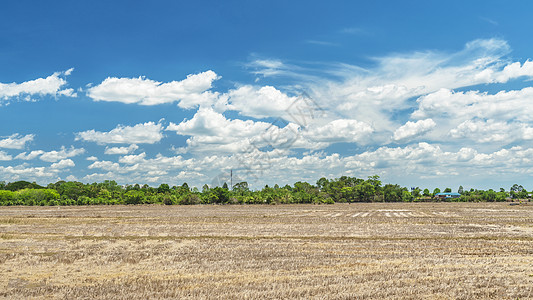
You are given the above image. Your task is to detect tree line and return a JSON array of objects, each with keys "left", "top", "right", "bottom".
[{"left": 0, "top": 176, "right": 529, "bottom": 206}]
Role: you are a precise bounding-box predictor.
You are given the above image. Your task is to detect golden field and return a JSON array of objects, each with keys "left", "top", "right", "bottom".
[{"left": 0, "top": 203, "right": 532, "bottom": 299}]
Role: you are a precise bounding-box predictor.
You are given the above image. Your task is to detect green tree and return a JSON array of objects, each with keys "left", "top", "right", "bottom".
[
  {"left": 458, "top": 186, "right": 464, "bottom": 194},
  {"left": 433, "top": 188, "right": 441, "bottom": 196},
  {"left": 357, "top": 182, "right": 376, "bottom": 202},
  {"left": 510, "top": 184, "right": 524, "bottom": 199},
  {"left": 423, "top": 188, "right": 431, "bottom": 197},
  {"left": 495, "top": 191, "right": 507, "bottom": 202},
  {"left": 157, "top": 183, "right": 170, "bottom": 194},
  {"left": 5, "top": 181, "right": 44, "bottom": 191},
  {"left": 232, "top": 182, "right": 249, "bottom": 195},
  {"left": 402, "top": 190, "right": 414, "bottom": 202},
  {"left": 55, "top": 181, "right": 85, "bottom": 200},
  {"left": 443, "top": 187, "right": 452, "bottom": 193},
  {"left": 383, "top": 184, "right": 403, "bottom": 202},
  {"left": 518, "top": 188, "right": 528, "bottom": 199},
  {"left": 316, "top": 177, "right": 329, "bottom": 191},
  {"left": 481, "top": 189, "right": 496, "bottom": 202},
  {"left": 124, "top": 190, "right": 146, "bottom": 204},
  {"left": 412, "top": 187, "right": 421, "bottom": 199},
  {"left": 366, "top": 175, "right": 382, "bottom": 195},
  {"left": 209, "top": 187, "right": 230, "bottom": 204}
]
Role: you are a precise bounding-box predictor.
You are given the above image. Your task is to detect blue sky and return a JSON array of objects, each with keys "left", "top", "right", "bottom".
[{"left": 2, "top": 0, "right": 533, "bottom": 190}]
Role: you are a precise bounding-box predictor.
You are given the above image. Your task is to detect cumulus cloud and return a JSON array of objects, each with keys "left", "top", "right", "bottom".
[
  {"left": 0, "top": 165, "right": 55, "bottom": 180},
  {"left": 104, "top": 144, "right": 139, "bottom": 155},
  {"left": 76, "top": 122, "right": 164, "bottom": 145},
  {"left": 449, "top": 119, "right": 533, "bottom": 143},
  {"left": 0, "top": 134, "right": 34, "bottom": 149},
  {"left": 167, "top": 107, "right": 274, "bottom": 153},
  {"left": 87, "top": 71, "right": 221, "bottom": 108},
  {"left": 406, "top": 87, "right": 533, "bottom": 146},
  {"left": 449, "top": 119, "right": 510, "bottom": 142},
  {"left": 413, "top": 87, "right": 533, "bottom": 122},
  {"left": 15, "top": 150, "right": 45, "bottom": 160},
  {"left": 118, "top": 152, "right": 147, "bottom": 164},
  {"left": 226, "top": 85, "right": 300, "bottom": 119},
  {"left": 50, "top": 159, "right": 75, "bottom": 169},
  {"left": 167, "top": 107, "right": 332, "bottom": 153},
  {"left": 260, "top": 39, "right": 533, "bottom": 134},
  {"left": 0, "top": 150, "right": 12, "bottom": 161},
  {"left": 304, "top": 119, "right": 374, "bottom": 143},
  {"left": 342, "top": 142, "right": 533, "bottom": 181},
  {"left": 393, "top": 119, "right": 436, "bottom": 141},
  {"left": 65, "top": 175, "right": 78, "bottom": 181},
  {"left": 40, "top": 146, "right": 85, "bottom": 162},
  {"left": 0, "top": 69, "right": 76, "bottom": 102},
  {"left": 88, "top": 160, "right": 121, "bottom": 172}
]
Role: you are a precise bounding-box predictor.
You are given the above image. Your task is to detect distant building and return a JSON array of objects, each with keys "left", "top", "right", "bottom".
[{"left": 435, "top": 192, "right": 461, "bottom": 199}]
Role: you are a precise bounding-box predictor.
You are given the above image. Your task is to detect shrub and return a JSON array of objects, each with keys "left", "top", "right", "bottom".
[
  {"left": 16, "top": 189, "right": 59, "bottom": 205},
  {"left": 0, "top": 190, "right": 16, "bottom": 205},
  {"left": 124, "top": 190, "right": 146, "bottom": 205},
  {"left": 178, "top": 194, "right": 201, "bottom": 205}
]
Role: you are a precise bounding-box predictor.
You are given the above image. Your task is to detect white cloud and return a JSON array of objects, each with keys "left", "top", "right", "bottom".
[
  {"left": 449, "top": 119, "right": 533, "bottom": 143},
  {"left": 104, "top": 144, "right": 139, "bottom": 155},
  {"left": 0, "top": 69, "right": 76, "bottom": 102},
  {"left": 0, "top": 164, "right": 58, "bottom": 184},
  {"left": 86, "top": 156, "right": 98, "bottom": 161},
  {"left": 88, "top": 160, "right": 121, "bottom": 172},
  {"left": 167, "top": 107, "right": 328, "bottom": 153},
  {"left": 40, "top": 146, "right": 85, "bottom": 162},
  {"left": 36, "top": 139, "right": 533, "bottom": 189},
  {"left": 247, "top": 59, "right": 287, "bottom": 77},
  {"left": 408, "top": 87, "right": 533, "bottom": 146},
  {"left": 0, "top": 134, "right": 35, "bottom": 149},
  {"left": 50, "top": 159, "right": 75, "bottom": 169},
  {"left": 87, "top": 71, "right": 221, "bottom": 108},
  {"left": 320, "top": 40, "right": 516, "bottom": 126},
  {"left": 343, "top": 143, "right": 533, "bottom": 182},
  {"left": 449, "top": 119, "right": 510, "bottom": 142},
  {"left": 226, "top": 85, "right": 299, "bottom": 119},
  {"left": 479, "top": 60, "right": 533, "bottom": 83},
  {"left": 254, "top": 39, "right": 533, "bottom": 137},
  {"left": 413, "top": 87, "right": 533, "bottom": 122},
  {"left": 0, "top": 150, "right": 12, "bottom": 161},
  {"left": 393, "top": 119, "right": 436, "bottom": 141},
  {"left": 83, "top": 172, "right": 117, "bottom": 182},
  {"left": 304, "top": 119, "right": 374, "bottom": 143},
  {"left": 167, "top": 107, "right": 274, "bottom": 153},
  {"left": 15, "top": 150, "right": 45, "bottom": 160},
  {"left": 118, "top": 152, "right": 147, "bottom": 164},
  {"left": 66, "top": 175, "right": 78, "bottom": 181},
  {"left": 76, "top": 122, "right": 164, "bottom": 145}
]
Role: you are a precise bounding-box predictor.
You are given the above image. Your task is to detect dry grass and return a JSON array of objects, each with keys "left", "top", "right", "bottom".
[{"left": 0, "top": 202, "right": 532, "bottom": 299}]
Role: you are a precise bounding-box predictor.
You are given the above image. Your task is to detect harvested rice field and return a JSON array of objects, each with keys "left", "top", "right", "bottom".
[{"left": 0, "top": 202, "right": 532, "bottom": 299}]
